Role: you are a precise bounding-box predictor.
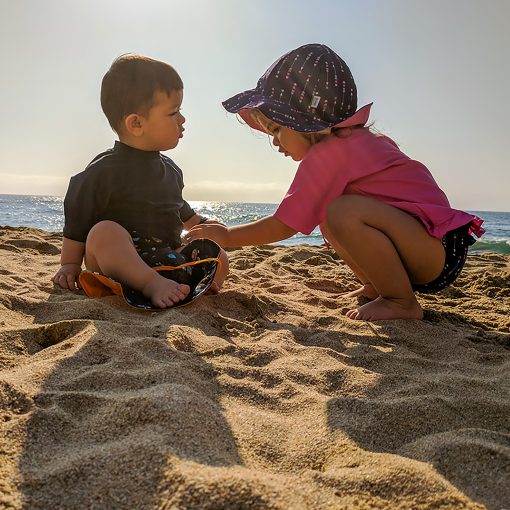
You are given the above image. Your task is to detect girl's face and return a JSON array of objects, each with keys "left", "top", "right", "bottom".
[{"left": 254, "top": 112, "right": 312, "bottom": 161}]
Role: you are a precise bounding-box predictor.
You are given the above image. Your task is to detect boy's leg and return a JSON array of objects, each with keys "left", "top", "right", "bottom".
[
  {"left": 325, "top": 195, "right": 445, "bottom": 321},
  {"left": 85, "top": 221, "right": 190, "bottom": 308},
  {"left": 209, "top": 248, "right": 229, "bottom": 294}
]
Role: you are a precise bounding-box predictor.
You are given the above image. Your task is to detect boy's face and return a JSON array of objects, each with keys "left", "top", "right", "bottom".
[{"left": 142, "top": 89, "right": 185, "bottom": 151}]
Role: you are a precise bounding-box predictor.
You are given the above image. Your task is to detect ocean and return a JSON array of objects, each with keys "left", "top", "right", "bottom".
[{"left": 0, "top": 194, "right": 509, "bottom": 254}]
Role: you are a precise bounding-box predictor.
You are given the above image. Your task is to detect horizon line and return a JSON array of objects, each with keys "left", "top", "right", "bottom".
[{"left": 0, "top": 192, "right": 508, "bottom": 214}]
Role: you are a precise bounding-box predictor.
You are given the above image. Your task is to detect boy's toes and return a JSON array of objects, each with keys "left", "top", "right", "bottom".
[
  {"left": 174, "top": 287, "right": 189, "bottom": 301},
  {"left": 143, "top": 278, "right": 191, "bottom": 309},
  {"left": 154, "top": 294, "right": 178, "bottom": 308},
  {"left": 153, "top": 298, "right": 168, "bottom": 309},
  {"left": 170, "top": 286, "right": 190, "bottom": 303},
  {"left": 179, "top": 284, "right": 190, "bottom": 296},
  {"left": 163, "top": 296, "right": 177, "bottom": 307}
]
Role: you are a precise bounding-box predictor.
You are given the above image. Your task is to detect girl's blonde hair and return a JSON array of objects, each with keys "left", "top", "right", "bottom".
[
  {"left": 248, "top": 109, "right": 343, "bottom": 146},
  {"left": 249, "top": 110, "right": 272, "bottom": 134},
  {"left": 249, "top": 109, "right": 381, "bottom": 147}
]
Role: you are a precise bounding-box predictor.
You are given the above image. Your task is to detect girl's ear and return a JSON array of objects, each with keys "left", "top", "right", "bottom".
[{"left": 123, "top": 113, "right": 144, "bottom": 137}]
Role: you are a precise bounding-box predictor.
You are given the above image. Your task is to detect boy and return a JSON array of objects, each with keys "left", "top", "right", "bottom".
[{"left": 52, "top": 55, "right": 228, "bottom": 308}]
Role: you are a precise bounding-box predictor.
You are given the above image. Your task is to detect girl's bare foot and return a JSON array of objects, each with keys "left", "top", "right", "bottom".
[
  {"left": 346, "top": 296, "right": 423, "bottom": 321},
  {"left": 142, "top": 273, "right": 190, "bottom": 308},
  {"left": 340, "top": 283, "right": 379, "bottom": 300}
]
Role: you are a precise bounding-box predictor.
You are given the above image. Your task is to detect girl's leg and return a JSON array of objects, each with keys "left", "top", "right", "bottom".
[
  {"left": 321, "top": 223, "right": 379, "bottom": 300},
  {"left": 85, "top": 221, "right": 190, "bottom": 309},
  {"left": 325, "top": 195, "right": 446, "bottom": 320}
]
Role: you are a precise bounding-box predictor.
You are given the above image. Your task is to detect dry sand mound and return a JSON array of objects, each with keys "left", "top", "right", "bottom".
[{"left": 0, "top": 227, "right": 509, "bottom": 509}]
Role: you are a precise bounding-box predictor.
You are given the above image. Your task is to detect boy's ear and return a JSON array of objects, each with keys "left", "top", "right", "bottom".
[{"left": 123, "top": 113, "right": 144, "bottom": 136}]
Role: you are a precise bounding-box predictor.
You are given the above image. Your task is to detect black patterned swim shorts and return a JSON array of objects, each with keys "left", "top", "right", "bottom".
[
  {"left": 412, "top": 224, "right": 476, "bottom": 294},
  {"left": 129, "top": 230, "right": 196, "bottom": 286}
]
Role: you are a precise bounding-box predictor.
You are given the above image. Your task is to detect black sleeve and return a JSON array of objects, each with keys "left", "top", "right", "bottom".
[
  {"left": 63, "top": 173, "right": 101, "bottom": 242},
  {"left": 179, "top": 200, "right": 195, "bottom": 223}
]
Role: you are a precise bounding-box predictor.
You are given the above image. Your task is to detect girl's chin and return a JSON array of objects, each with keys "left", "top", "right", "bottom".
[{"left": 281, "top": 151, "right": 304, "bottom": 161}]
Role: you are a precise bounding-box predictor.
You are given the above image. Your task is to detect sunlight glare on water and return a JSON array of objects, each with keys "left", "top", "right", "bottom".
[{"left": 0, "top": 195, "right": 509, "bottom": 251}]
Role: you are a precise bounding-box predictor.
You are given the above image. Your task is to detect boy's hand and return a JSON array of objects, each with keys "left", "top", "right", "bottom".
[
  {"left": 52, "top": 264, "right": 82, "bottom": 290},
  {"left": 184, "top": 224, "right": 229, "bottom": 247},
  {"left": 202, "top": 219, "right": 225, "bottom": 226}
]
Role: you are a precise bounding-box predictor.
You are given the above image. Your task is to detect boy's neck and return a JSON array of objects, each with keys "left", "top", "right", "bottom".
[{"left": 117, "top": 135, "right": 159, "bottom": 153}]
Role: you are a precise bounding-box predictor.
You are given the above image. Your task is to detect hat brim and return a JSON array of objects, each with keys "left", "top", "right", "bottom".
[{"left": 223, "top": 89, "right": 372, "bottom": 133}]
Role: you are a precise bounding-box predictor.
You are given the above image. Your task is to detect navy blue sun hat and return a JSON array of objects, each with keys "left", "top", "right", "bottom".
[{"left": 222, "top": 43, "right": 372, "bottom": 133}]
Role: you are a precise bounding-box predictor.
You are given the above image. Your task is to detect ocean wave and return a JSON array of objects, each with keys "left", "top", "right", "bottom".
[{"left": 471, "top": 239, "right": 510, "bottom": 255}]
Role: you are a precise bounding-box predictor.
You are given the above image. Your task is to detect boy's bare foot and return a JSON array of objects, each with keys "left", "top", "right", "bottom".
[
  {"left": 346, "top": 296, "right": 423, "bottom": 321},
  {"left": 340, "top": 283, "right": 379, "bottom": 300},
  {"left": 142, "top": 273, "right": 190, "bottom": 308}
]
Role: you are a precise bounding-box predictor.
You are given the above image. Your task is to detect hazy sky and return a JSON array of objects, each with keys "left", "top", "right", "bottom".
[{"left": 1, "top": 0, "right": 509, "bottom": 210}]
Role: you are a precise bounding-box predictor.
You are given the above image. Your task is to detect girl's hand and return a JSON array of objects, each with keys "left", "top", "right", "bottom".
[
  {"left": 184, "top": 224, "right": 229, "bottom": 246},
  {"left": 185, "top": 215, "right": 296, "bottom": 248},
  {"left": 52, "top": 263, "right": 82, "bottom": 290}
]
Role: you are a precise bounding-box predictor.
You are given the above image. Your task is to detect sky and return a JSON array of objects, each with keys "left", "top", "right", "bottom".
[{"left": 0, "top": 0, "right": 509, "bottom": 211}]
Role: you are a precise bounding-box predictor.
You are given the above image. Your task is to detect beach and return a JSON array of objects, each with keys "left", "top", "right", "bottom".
[{"left": 0, "top": 226, "right": 509, "bottom": 509}]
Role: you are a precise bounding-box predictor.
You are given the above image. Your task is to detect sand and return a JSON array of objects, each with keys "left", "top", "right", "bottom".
[{"left": 0, "top": 226, "right": 509, "bottom": 510}]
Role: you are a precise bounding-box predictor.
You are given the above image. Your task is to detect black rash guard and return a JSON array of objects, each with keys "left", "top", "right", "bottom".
[{"left": 63, "top": 141, "right": 195, "bottom": 249}]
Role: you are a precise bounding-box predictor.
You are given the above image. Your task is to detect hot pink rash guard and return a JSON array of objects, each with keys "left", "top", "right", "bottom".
[{"left": 274, "top": 117, "right": 484, "bottom": 239}]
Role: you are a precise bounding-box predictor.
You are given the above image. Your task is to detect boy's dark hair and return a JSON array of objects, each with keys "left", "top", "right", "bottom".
[{"left": 101, "top": 55, "right": 183, "bottom": 132}]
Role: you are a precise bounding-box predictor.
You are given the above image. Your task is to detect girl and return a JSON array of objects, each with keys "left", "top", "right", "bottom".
[{"left": 185, "top": 43, "right": 484, "bottom": 321}]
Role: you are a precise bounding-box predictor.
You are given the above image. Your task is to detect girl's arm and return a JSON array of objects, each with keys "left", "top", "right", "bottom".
[{"left": 184, "top": 215, "right": 297, "bottom": 248}]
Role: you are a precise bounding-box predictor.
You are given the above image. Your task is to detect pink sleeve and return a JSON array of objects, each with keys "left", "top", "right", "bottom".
[{"left": 274, "top": 142, "right": 348, "bottom": 235}]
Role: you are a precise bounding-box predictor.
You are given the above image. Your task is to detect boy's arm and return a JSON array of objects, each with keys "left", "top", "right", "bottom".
[
  {"left": 182, "top": 213, "right": 224, "bottom": 230},
  {"left": 52, "top": 237, "right": 85, "bottom": 290},
  {"left": 184, "top": 215, "right": 296, "bottom": 248}
]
